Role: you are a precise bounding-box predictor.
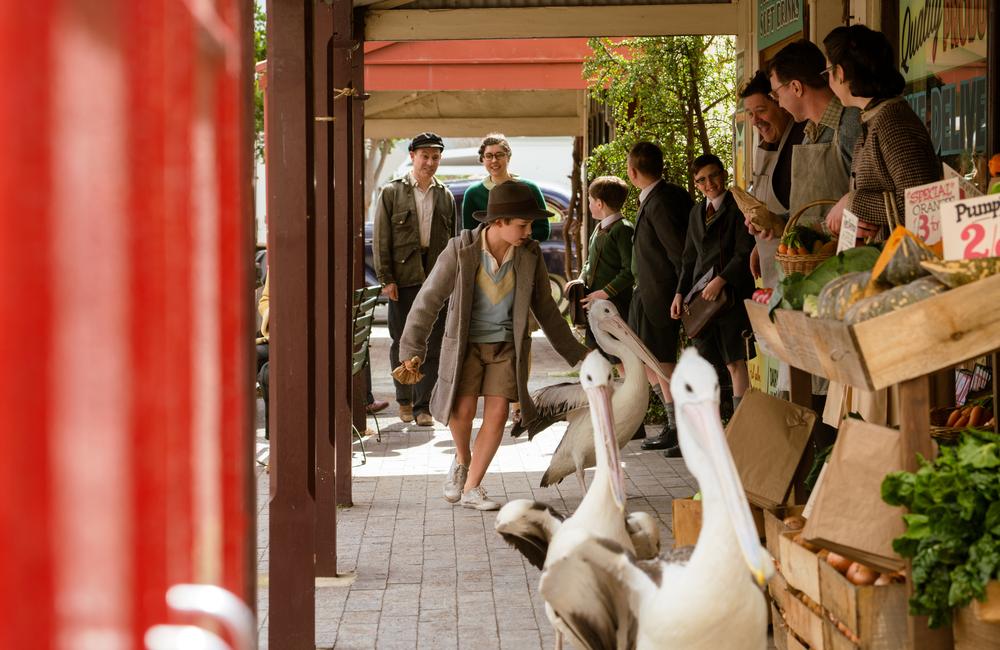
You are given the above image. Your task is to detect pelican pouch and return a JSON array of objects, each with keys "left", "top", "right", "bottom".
[{"left": 680, "top": 268, "right": 730, "bottom": 338}]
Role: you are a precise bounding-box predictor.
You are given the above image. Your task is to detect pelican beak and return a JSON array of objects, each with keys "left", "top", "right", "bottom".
[
  {"left": 584, "top": 383, "right": 627, "bottom": 510},
  {"left": 598, "top": 314, "right": 669, "bottom": 381},
  {"left": 683, "top": 400, "right": 773, "bottom": 588}
]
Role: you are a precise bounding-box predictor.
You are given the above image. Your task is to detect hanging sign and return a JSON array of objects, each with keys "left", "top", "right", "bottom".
[
  {"left": 904, "top": 178, "right": 960, "bottom": 247},
  {"left": 940, "top": 194, "right": 1000, "bottom": 260},
  {"left": 898, "top": 0, "right": 988, "bottom": 83},
  {"left": 757, "top": 0, "right": 803, "bottom": 50},
  {"left": 837, "top": 210, "right": 859, "bottom": 253}
]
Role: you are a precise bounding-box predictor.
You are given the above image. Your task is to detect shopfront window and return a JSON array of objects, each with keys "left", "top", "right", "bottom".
[{"left": 899, "top": 1, "right": 989, "bottom": 190}]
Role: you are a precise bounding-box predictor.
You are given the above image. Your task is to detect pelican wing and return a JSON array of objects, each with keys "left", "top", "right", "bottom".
[
  {"left": 510, "top": 381, "right": 586, "bottom": 439},
  {"left": 494, "top": 500, "right": 565, "bottom": 570},
  {"left": 625, "top": 511, "right": 662, "bottom": 561},
  {"left": 539, "top": 543, "right": 638, "bottom": 650},
  {"left": 539, "top": 408, "right": 593, "bottom": 487}
]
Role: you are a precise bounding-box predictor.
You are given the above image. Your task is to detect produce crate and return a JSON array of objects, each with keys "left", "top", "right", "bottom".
[
  {"left": 954, "top": 599, "right": 1000, "bottom": 650},
  {"left": 764, "top": 506, "right": 806, "bottom": 568},
  {"left": 818, "top": 560, "right": 908, "bottom": 649},
  {"left": 780, "top": 531, "right": 823, "bottom": 604},
  {"left": 750, "top": 272, "right": 1000, "bottom": 391},
  {"left": 670, "top": 498, "right": 701, "bottom": 548},
  {"left": 746, "top": 300, "right": 790, "bottom": 359},
  {"left": 772, "top": 602, "right": 809, "bottom": 650},
  {"left": 973, "top": 580, "right": 1000, "bottom": 623},
  {"left": 782, "top": 589, "right": 828, "bottom": 649}
]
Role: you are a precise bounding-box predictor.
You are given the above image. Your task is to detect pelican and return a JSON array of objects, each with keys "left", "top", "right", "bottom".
[
  {"left": 538, "top": 348, "right": 773, "bottom": 650},
  {"left": 496, "top": 352, "right": 661, "bottom": 650},
  {"left": 511, "top": 299, "right": 668, "bottom": 490}
]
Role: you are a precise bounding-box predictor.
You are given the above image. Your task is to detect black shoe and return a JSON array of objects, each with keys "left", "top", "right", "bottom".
[
  {"left": 641, "top": 434, "right": 671, "bottom": 450},
  {"left": 662, "top": 445, "right": 683, "bottom": 458},
  {"left": 631, "top": 423, "right": 647, "bottom": 441}
]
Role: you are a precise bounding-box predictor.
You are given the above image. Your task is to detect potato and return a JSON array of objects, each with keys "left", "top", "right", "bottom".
[
  {"left": 793, "top": 533, "right": 819, "bottom": 552},
  {"left": 783, "top": 515, "right": 806, "bottom": 531},
  {"left": 874, "top": 573, "right": 893, "bottom": 586},
  {"left": 846, "top": 562, "right": 878, "bottom": 586},
  {"left": 826, "top": 552, "right": 853, "bottom": 575}
]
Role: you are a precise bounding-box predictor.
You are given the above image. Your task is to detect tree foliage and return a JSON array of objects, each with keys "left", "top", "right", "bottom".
[
  {"left": 253, "top": 0, "right": 266, "bottom": 159},
  {"left": 584, "top": 36, "right": 736, "bottom": 215}
]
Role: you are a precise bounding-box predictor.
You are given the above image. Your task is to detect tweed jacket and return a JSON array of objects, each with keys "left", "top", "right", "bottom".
[
  {"left": 630, "top": 181, "right": 694, "bottom": 327},
  {"left": 847, "top": 97, "right": 941, "bottom": 232},
  {"left": 372, "top": 174, "right": 456, "bottom": 288},
  {"left": 676, "top": 191, "right": 756, "bottom": 302},
  {"left": 399, "top": 226, "right": 587, "bottom": 425}
]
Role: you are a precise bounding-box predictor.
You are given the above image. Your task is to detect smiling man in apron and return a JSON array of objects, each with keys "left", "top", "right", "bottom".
[
  {"left": 767, "top": 40, "right": 865, "bottom": 419},
  {"left": 739, "top": 70, "right": 805, "bottom": 289}
]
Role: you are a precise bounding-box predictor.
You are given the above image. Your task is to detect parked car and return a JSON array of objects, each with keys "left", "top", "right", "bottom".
[{"left": 364, "top": 178, "right": 573, "bottom": 313}]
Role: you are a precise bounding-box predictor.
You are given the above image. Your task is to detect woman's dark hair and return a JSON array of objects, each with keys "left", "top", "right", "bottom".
[
  {"left": 691, "top": 153, "right": 725, "bottom": 177},
  {"left": 823, "top": 25, "right": 905, "bottom": 99},
  {"left": 767, "top": 39, "right": 828, "bottom": 90}
]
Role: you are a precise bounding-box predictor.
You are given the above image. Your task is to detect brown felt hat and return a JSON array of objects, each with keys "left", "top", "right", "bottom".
[{"left": 472, "top": 180, "right": 550, "bottom": 223}]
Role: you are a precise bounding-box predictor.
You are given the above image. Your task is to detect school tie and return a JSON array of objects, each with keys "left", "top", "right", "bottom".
[{"left": 705, "top": 202, "right": 716, "bottom": 225}]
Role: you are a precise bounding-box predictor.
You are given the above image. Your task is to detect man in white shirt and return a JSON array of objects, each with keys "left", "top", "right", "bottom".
[{"left": 373, "top": 132, "right": 456, "bottom": 426}]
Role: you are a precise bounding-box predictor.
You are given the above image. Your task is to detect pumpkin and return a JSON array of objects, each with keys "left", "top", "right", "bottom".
[
  {"left": 816, "top": 271, "right": 873, "bottom": 320},
  {"left": 919, "top": 257, "right": 1000, "bottom": 288},
  {"left": 870, "top": 227, "right": 938, "bottom": 287},
  {"left": 844, "top": 276, "right": 947, "bottom": 325}
]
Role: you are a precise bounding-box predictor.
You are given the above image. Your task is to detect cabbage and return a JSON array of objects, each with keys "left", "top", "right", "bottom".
[{"left": 773, "top": 246, "right": 881, "bottom": 311}]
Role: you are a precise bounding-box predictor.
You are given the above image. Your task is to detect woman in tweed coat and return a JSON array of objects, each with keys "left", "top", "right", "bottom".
[{"left": 821, "top": 25, "right": 940, "bottom": 239}]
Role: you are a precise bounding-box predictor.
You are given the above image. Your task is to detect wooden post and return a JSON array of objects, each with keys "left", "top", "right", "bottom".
[
  {"left": 897, "top": 376, "right": 954, "bottom": 650},
  {"left": 332, "top": 0, "right": 356, "bottom": 507},
  {"left": 351, "top": 9, "right": 368, "bottom": 444},
  {"left": 267, "top": 0, "right": 317, "bottom": 646},
  {"left": 313, "top": 0, "right": 338, "bottom": 578}
]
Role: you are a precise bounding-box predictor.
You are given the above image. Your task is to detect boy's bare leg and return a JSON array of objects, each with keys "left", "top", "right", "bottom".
[
  {"left": 464, "top": 395, "right": 510, "bottom": 491},
  {"left": 449, "top": 395, "right": 477, "bottom": 467},
  {"left": 727, "top": 360, "right": 749, "bottom": 398},
  {"left": 645, "top": 362, "right": 675, "bottom": 403}
]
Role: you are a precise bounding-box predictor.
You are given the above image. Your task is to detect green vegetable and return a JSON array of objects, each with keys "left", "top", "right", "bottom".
[
  {"left": 882, "top": 429, "right": 1000, "bottom": 628},
  {"left": 772, "top": 246, "right": 881, "bottom": 311}
]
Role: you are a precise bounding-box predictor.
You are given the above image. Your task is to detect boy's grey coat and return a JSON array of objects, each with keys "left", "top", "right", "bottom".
[{"left": 400, "top": 226, "right": 587, "bottom": 425}]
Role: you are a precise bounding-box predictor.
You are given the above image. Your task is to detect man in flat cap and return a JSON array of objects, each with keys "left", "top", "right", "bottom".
[
  {"left": 394, "top": 180, "right": 587, "bottom": 510},
  {"left": 373, "top": 132, "right": 456, "bottom": 427}
]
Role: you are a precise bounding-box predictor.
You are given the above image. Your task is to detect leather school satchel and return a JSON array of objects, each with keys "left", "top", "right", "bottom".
[{"left": 680, "top": 268, "right": 730, "bottom": 338}]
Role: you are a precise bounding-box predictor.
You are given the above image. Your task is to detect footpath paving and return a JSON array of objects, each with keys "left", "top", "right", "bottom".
[{"left": 256, "top": 314, "right": 703, "bottom": 649}]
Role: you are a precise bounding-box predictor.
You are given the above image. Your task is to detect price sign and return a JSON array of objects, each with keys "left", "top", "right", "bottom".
[
  {"left": 904, "top": 178, "right": 959, "bottom": 247},
  {"left": 943, "top": 162, "right": 983, "bottom": 199},
  {"left": 940, "top": 194, "right": 1000, "bottom": 260},
  {"left": 837, "top": 209, "right": 859, "bottom": 253}
]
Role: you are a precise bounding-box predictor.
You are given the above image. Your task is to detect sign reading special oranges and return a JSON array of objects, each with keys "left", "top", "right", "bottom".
[{"left": 904, "top": 177, "right": 959, "bottom": 248}]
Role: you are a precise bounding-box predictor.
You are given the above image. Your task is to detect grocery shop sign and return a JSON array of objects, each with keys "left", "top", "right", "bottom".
[
  {"left": 898, "top": 0, "right": 987, "bottom": 83},
  {"left": 757, "top": 0, "right": 802, "bottom": 50}
]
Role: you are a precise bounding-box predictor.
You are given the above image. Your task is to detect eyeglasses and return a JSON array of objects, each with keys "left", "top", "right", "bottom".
[
  {"left": 820, "top": 64, "right": 835, "bottom": 79},
  {"left": 482, "top": 152, "right": 509, "bottom": 161},
  {"left": 694, "top": 170, "right": 724, "bottom": 186},
  {"left": 767, "top": 80, "right": 790, "bottom": 101}
]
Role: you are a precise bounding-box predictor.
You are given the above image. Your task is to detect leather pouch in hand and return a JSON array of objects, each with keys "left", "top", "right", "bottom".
[
  {"left": 566, "top": 282, "right": 588, "bottom": 327},
  {"left": 680, "top": 268, "right": 730, "bottom": 339}
]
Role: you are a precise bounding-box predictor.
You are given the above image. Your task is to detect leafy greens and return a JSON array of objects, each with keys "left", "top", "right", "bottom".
[{"left": 881, "top": 429, "right": 1000, "bottom": 628}]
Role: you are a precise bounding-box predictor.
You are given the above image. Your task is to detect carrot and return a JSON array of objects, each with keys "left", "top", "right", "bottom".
[
  {"left": 946, "top": 409, "right": 963, "bottom": 427},
  {"left": 796, "top": 246, "right": 809, "bottom": 255},
  {"left": 968, "top": 405, "right": 984, "bottom": 427},
  {"left": 778, "top": 243, "right": 788, "bottom": 254},
  {"left": 954, "top": 413, "right": 971, "bottom": 428}
]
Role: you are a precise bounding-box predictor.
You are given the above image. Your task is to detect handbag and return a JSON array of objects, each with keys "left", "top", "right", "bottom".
[
  {"left": 680, "top": 203, "right": 732, "bottom": 338},
  {"left": 566, "top": 281, "right": 588, "bottom": 327},
  {"left": 680, "top": 268, "right": 730, "bottom": 338}
]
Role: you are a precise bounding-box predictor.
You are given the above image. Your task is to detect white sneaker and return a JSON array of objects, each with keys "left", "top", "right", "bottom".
[
  {"left": 460, "top": 486, "right": 500, "bottom": 511},
  {"left": 443, "top": 457, "right": 468, "bottom": 503}
]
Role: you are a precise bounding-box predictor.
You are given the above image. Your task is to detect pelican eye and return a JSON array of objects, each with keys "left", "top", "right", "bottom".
[
  {"left": 585, "top": 374, "right": 592, "bottom": 382},
  {"left": 685, "top": 383, "right": 693, "bottom": 393}
]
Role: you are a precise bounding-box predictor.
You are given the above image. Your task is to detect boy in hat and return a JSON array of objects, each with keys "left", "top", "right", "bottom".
[
  {"left": 395, "top": 180, "right": 587, "bottom": 510},
  {"left": 373, "top": 132, "right": 456, "bottom": 427}
]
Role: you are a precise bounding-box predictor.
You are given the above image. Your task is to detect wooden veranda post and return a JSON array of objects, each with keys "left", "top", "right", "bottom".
[{"left": 267, "top": 0, "right": 317, "bottom": 646}]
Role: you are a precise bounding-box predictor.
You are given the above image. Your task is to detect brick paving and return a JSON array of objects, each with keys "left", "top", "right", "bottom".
[{"left": 255, "top": 314, "right": 724, "bottom": 649}]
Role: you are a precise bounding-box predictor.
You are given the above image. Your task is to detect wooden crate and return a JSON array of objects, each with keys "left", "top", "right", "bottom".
[
  {"left": 765, "top": 506, "right": 806, "bottom": 568},
  {"left": 954, "top": 600, "right": 1000, "bottom": 650},
  {"left": 771, "top": 602, "right": 810, "bottom": 650},
  {"left": 746, "top": 300, "right": 790, "bottom": 359},
  {"left": 769, "top": 566, "right": 792, "bottom": 614},
  {"left": 780, "top": 531, "right": 823, "bottom": 604},
  {"left": 750, "top": 272, "right": 1000, "bottom": 391},
  {"left": 973, "top": 580, "right": 1000, "bottom": 623},
  {"left": 818, "top": 561, "right": 908, "bottom": 649},
  {"left": 671, "top": 498, "right": 701, "bottom": 548},
  {"left": 783, "top": 589, "right": 828, "bottom": 649}
]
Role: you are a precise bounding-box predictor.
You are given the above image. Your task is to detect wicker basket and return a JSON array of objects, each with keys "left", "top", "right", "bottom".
[{"left": 774, "top": 199, "right": 837, "bottom": 275}]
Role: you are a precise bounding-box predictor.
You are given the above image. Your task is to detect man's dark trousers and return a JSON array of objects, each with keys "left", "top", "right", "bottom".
[{"left": 388, "top": 284, "right": 444, "bottom": 414}]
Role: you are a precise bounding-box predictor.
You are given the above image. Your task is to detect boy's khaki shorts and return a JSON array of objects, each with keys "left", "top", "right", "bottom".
[{"left": 456, "top": 341, "right": 518, "bottom": 401}]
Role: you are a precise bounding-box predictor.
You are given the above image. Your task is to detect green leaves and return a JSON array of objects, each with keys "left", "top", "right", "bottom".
[
  {"left": 881, "top": 429, "right": 1000, "bottom": 627},
  {"left": 583, "top": 36, "right": 735, "bottom": 208}
]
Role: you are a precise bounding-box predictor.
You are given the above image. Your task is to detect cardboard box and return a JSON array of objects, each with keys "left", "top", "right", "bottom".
[{"left": 779, "top": 531, "right": 822, "bottom": 604}]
